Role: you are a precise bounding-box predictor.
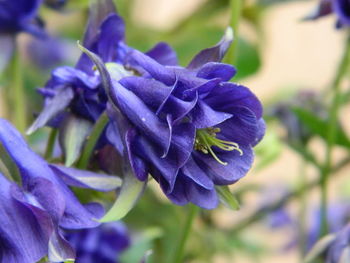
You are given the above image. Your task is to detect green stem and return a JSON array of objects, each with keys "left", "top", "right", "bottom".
[
  {"left": 171, "top": 205, "right": 199, "bottom": 263},
  {"left": 11, "top": 49, "right": 26, "bottom": 133},
  {"left": 319, "top": 36, "right": 350, "bottom": 237},
  {"left": 77, "top": 112, "right": 109, "bottom": 169},
  {"left": 297, "top": 160, "right": 307, "bottom": 257},
  {"left": 225, "top": 0, "right": 243, "bottom": 64},
  {"left": 44, "top": 129, "right": 58, "bottom": 160},
  {"left": 0, "top": 157, "right": 13, "bottom": 181}
]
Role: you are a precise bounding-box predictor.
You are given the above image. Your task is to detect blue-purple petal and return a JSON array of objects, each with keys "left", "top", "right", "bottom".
[
  {"left": 196, "top": 62, "right": 236, "bottom": 81},
  {"left": 146, "top": 42, "right": 178, "bottom": 66}
]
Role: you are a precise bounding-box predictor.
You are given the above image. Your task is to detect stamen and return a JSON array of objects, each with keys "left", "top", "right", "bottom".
[{"left": 195, "top": 128, "right": 243, "bottom": 165}]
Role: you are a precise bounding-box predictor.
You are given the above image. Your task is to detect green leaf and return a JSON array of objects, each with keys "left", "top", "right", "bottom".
[
  {"left": 59, "top": 114, "right": 93, "bottom": 167},
  {"left": 234, "top": 37, "right": 261, "bottom": 80},
  {"left": 254, "top": 131, "right": 282, "bottom": 171},
  {"left": 100, "top": 163, "right": 147, "bottom": 222},
  {"left": 120, "top": 227, "right": 163, "bottom": 263},
  {"left": 215, "top": 185, "right": 240, "bottom": 210},
  {"left": 293, "top": 107, "right": 350, "bottom": 148}
]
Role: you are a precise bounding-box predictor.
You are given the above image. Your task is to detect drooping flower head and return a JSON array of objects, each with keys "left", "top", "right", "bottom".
[
  {"left": 91, "top": 27, "right": 265, "bottom": 209},
  {"left": 65, "top": 222, "right": 130, "bottom": 263},
  {"left": 305, "top": 0, "right": 350, "bottom": 28},
  {"left": 0, "top": 118, "right": 121, "bottom": 262}
]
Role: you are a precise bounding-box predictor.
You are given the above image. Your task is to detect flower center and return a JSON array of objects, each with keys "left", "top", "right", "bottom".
[{"left": 195, "top": 127, "right": 243, "bottom": 165}]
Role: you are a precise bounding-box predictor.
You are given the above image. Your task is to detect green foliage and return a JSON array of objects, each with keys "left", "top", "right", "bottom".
[
  {"left": 216, "top": 185, "right": 240, "bottom": 210},
  {"left": 293, "top": 107, "right": 350, "bottom": 149}
]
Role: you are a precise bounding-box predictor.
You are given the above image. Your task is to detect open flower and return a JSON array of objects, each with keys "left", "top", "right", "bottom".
[
  {"left": 102, "top": 28, "right": 265, "bottom": 209},
  {"left": 0, "top": 118, "right": 121, "bottom": 262}
]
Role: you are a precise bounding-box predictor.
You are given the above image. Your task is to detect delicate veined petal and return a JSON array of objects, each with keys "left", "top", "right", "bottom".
[
  {"left": 181, "top": 157, "right": 214, "bottom": 190},
  {"left": 0, "top": 174, "right": 48, "bottom": 263},
  {"left": 215, "top": 107, "right": 259, "bottom": 146},
  {"left": 193, "top": 144, "right": 254, "bottom": 185},
  {"left": 191, "top": 100, "right": 233, "bottom": 129},
  {"left": 165, "top": 173, "right": 218, "bottom": 209},
  {"left": 204, "top": 82, "right": 263, "bottom": 119}
]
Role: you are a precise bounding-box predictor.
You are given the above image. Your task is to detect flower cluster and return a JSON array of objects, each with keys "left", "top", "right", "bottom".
[{"left": 28, "top": 0, "right": 265, "bottom": 210}]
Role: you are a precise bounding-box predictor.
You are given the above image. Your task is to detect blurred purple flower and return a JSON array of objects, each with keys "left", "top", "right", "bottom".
[
  {"left": 25, "top": 36, "right": 75, "bottom": 70},
  {"left": 305, "top": 0, "right": 350, "bottom": 28},
  {"left": 306, "top": 203, "right": 350, "bottom": 251},
  {"left": 325, "top": 223, "right": 350, "bottom": 263},
  {"left": 104, "top": 28, "right": 265, "bottom": 209},
  {"left": 65, "top": 222, "right": 130, "bottom": 263},
  {"left": 0, "top": 0, "right": 44, "bottom": 36},
  {"left": 0, "top": 0, "right": 46, "bottom": 72},
  {"left": 267, "top": 198, "right": 350, "bottom": 253},
  {"left": 0, "top": 118, "right": 121, "bottom": 262},
  {"left": 268, "top": 90, "right": 326, "bottom": 145}
]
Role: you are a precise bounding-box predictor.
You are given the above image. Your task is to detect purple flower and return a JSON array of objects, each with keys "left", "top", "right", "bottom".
[
  {"left": 0, "top": 0, "right": 44, "bottom": 36},
  {"left": 65, "top": 222, "right": 130, "bottom": 263},
  {"left": 306, "top": 203, "right": 350, "bottom": 251},
  {"left": 325, "top": 223, "right": 350, "bottom": 263},
  {"left": 0, "top": 118, "right": 121, "bottom": 262},
  {"left": 268, "top": 90, "right": 326, "bottom": 145},
  {"left": 305, "top": 0, "right": 350, "bottom": 27},
  {"left": 25, "top": 36, "right": 74, "bottom": 70},
  {"left": 28, "top": 0, "right": 177, "bottom": 135},
  {"left": 103, "top": 28, "right": 265, "bottom": 209}
]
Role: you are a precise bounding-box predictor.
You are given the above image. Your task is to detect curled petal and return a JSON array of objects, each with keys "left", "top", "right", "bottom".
[{"left": 187, "top": 27, "right": 233, "bottom": 70}]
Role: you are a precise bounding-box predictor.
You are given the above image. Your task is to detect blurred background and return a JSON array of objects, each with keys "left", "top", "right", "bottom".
[{"left": 1, "top": 0, "right": 350, "bottom": 262}]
